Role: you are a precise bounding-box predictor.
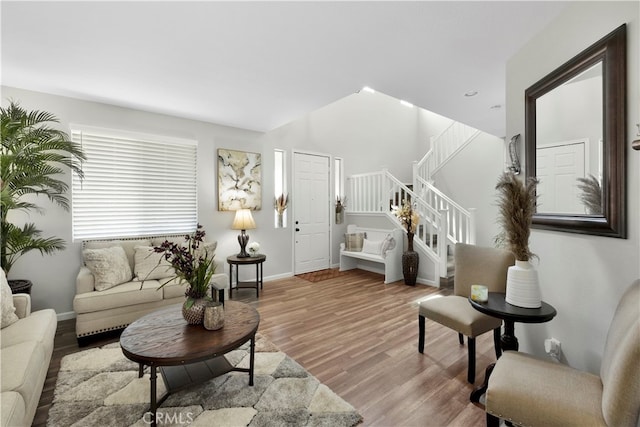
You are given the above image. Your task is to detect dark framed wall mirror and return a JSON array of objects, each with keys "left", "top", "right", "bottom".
[{"left": 525, "top": 24, "right": 627, "bottom": 238}]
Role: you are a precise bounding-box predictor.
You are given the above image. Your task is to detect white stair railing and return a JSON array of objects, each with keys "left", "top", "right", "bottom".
[
  {"left": 414, "top": 176, "right": 476, "bottom": 246},
  {"left": 347, "top": 120, "right": 480, "bottom": 280},
  {"left": 415, "top": 121, "right": 481, "bottom": 182},
  {"left": 347, "top": 170, "right": 449, "bottom": 277}
]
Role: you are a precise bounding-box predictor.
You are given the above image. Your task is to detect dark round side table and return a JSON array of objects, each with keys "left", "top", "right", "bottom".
[
  {"left": 468, "top": 292, "right": 557, "bottom": 403},
  {"left": 227, "top": 254, "right": 266, "bottom": 298}
]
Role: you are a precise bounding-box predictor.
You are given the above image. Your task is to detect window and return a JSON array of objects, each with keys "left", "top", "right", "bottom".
[
  {"left": 71, "top": 126, "right": 198, "bottom": 240},
  {"left": 335, "top": 157, "right": 344, "bottom": 201},
  {"left": 274, "top": 149, "right": 287, "bottom": 228}
]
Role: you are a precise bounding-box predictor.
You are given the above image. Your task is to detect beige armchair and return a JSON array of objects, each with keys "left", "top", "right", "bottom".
[
  {"left": 486, "top": 279, "right": 640, "bottom": 427},
  {"left": 418, "top": 243, "right": 515, "bottom": 383}
]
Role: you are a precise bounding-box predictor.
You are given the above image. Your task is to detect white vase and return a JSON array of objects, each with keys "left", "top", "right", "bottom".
[{"left": 505, "top": 260, "right": 542, "bottom": 308}]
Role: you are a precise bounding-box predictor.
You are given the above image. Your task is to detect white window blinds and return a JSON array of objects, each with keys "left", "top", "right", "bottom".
[{"left": 71, "top": 126, "right": 198, "bottom": 240}]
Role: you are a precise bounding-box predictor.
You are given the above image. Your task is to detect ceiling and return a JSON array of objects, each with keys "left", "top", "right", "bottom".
[{"left": 1, "top": 1, "right": 568, "bottom": 137}]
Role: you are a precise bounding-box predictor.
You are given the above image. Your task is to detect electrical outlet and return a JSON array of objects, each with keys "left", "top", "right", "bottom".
[{"left": 544, "top": 338, "right": 561, "bottom": 361}]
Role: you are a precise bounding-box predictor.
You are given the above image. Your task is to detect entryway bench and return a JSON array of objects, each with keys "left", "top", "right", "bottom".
[{"left": 339, "top": 225, "right": 403, "bottom": 284}]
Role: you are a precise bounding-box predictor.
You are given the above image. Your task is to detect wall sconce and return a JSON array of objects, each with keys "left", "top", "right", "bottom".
[{"left": 507, "top": 134, "right": 521, "bottom": 174}]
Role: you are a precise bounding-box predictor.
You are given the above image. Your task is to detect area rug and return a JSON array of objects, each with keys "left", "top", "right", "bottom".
[
  {"left": 47, "top": 334, "right": 362, "bottom": 427},
  {"left": 296, "top": 269, "right": 344, "bottom": 283}
]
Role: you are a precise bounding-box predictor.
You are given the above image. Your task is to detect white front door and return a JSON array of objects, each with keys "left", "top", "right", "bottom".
[
  {"left": 293, "top": 152, "right": 330, "bottom": 274},
  {"left": 536, "top": 140, "right": 586, "bottom": 214}
]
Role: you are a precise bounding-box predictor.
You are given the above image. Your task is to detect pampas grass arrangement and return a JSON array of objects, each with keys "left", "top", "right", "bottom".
[
  {"left": 576, "top": 174, "right": 602, "bottom": 215},
  {"left": 495, "top": 172, "right": 538, "bottom": 262}
]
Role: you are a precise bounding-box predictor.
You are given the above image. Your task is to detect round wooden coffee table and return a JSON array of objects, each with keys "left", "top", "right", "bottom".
[{"left": 120, "top": 301, "right": 260, "bottom": 426}]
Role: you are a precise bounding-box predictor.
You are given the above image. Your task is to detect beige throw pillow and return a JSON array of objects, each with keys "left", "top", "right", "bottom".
[
  {"left": 83, "top": 246, "right": 133, "bottom": 291},
  {"left": 195, "top": 241, "right": 217, "bottom": 262},
  {"left": 1, "top": 271, "right": 19, "bottom": 328},
  {"left": 344, "top": 232, "right": 366, "bottom": 251},
  {"left": 134, "top": 246, "right": 175, "bottom": 281}
]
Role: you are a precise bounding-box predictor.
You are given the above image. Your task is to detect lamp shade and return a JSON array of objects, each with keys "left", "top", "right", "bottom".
[{"left": 231, "top": 209, "right": 256, "bottom": 230}]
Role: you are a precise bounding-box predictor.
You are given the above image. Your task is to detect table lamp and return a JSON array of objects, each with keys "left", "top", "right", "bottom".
[{"left": 232, "top": 209, "right": 256, "bottom": 258}]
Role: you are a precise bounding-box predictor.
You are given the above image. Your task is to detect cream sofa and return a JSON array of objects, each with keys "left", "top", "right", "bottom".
[
  {"left": 73, "top": 235, "right": 228, "bottom": 340},
  {"left": 1, "top": 271, "right": 57, "bottom": 427}
]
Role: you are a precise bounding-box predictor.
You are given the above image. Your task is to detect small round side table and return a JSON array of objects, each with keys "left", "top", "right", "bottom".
[{"left": 227, "top": 254, "right": 266, "bottom": 298}]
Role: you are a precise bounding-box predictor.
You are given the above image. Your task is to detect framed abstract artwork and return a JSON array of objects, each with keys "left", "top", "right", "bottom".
[{"left": 217, "top": 148, "right": 262, "bottom": 211}]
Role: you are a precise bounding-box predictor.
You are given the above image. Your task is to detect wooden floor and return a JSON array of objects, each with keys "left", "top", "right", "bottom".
[{"left": 35, "top": 269, "right": 496, "bottom": 426}]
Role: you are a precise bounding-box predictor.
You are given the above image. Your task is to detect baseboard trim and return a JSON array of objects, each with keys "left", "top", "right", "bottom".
[
  {"left": 416, "top": 277, "right": 438, "bottom": 287},
  {"left": 57, "top": 311, "right": 77, "bottom": 321},
  {"left": 265, "top": 272, "right": 294, "bottom": 281}
]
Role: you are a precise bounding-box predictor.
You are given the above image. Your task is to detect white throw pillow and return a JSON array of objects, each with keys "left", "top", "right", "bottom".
[
  {"left": 362, "top": 239, "right": 384, "bottom": 256},
  {"left": 83, "top": 246, "right": 133, "bottom": 291},
  {"left": 1, "top": 271, "right": 19, "bottom": 328},
  {"left": 134, "top": 246, "right": 175, "bottom": 281}
]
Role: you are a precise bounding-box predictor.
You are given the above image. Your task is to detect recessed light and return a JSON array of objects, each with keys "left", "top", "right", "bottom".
[
  {"left": 464, "top": 90, "right": 479, "bottom": 97},
  {"left": 400, "top": 100, "right": 413, "bottom": 108},
  {"left": 362, "top": 86, "right": 375, "bottom": 94}
]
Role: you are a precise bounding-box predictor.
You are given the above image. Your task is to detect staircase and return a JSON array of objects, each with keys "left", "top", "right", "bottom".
[{"left": 346, "top": 121, "right": 480, "bottom": 285}]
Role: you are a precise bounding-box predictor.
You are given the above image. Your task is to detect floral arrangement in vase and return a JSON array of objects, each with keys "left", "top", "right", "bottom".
[
  {"left": 394, "top": 200, "right": 419, "bottom": 235},
  {"left": 247, "top": 241, "right": 260, "bottom": 256},
  {"left": 145, "top": 224, "right": 217, "bottom": 323},
  {"left": 495, "top": 171, "right": 541, "bottom": 308}
]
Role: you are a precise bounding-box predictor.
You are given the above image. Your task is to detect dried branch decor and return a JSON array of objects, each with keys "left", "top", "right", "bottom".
[
  {"left": 495, "top": 172, "right": 538, "bottom": 262},
  {"left": 274, "top": 193, "right": 288, "bottom": 215},
  {"left": 576, "top": 174, "right": 602, "bottom": 215}
]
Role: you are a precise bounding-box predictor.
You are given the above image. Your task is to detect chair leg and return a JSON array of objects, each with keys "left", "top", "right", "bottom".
[
  {"left": 458, "top": 332, "right": 464, "bottom": 345},
  {"left": 493, "top": 327, "right": 502, "bottom": 359},
  {"left": 467, "top": 337, "right": 476, "bottom": 383},
  {"left": 486, "top": 413, "right": 500, "bottom": 427},
  {"left": 418, "top": 315, "right": 425, "bottom": 353}
]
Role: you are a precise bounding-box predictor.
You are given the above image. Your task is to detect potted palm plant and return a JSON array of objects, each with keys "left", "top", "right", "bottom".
[
  {"left": 495, "top": 171, "right": 541, "bottom": 308},
  {"left": 1, "top": 100, "right": 86, "bottom": 290}
]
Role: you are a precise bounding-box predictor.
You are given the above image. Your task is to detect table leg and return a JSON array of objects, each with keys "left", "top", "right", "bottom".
[
  {"left": 470, "top": 320, "right": 517, "bottom": 404},
  {"left": 150, "top": 365, "right": 157, "bottom": 427},
  {"left": 138, "top": 363, "right": 144, "bottom": 378},
  {"left": 470, "top": 363, "right": 495, "bottom": 403},
  {"left": 228, "top": 263, "right": 233, "bottom": 298},
  {"left": 249, "top": 335, "right": 255, "bottom": 386},
  {"left": 501, "top": 320, "right": 519, "bottom": 351},
  {"left": 260, "top": 262, "right": 263, "bottom": 289},
  {"left": 255, "top": 263, "right": 259, "bottom": 297}
]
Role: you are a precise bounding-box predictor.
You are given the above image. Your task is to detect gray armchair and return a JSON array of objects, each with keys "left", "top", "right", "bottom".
[
  {"left": 418, "top": 243, "right": 515, "bottom": 383},
  {"left": 486, "top": 279, "right": 640, "bottom": 426}
]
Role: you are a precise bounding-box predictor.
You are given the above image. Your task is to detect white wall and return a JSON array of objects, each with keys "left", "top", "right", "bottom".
[
  {"left": 506, "top": 1, "right": 639, "bottom": 373},
  {"left": 432, "top": 131, "right": 506, "bottom": 247},
  {"left": 1, "top": 86, "right": 268, "bottom": 317}
]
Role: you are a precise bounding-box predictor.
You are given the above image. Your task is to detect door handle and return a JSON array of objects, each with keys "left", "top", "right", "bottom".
[{"left": 295, "top": 228, "right": 300, "bottom": 232}]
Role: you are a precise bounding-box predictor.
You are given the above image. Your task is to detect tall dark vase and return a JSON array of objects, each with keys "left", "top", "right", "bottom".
[{"left": 402, "top": 232, "right": 419, "bottom": 286}]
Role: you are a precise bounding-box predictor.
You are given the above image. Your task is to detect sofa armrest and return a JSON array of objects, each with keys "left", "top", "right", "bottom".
[
  {"left": 210, "top": 273, "right": 229, "bottom": 290},
  {"left": 12, "top": 294, "right": 31, "bottom": 318},
  {"left": 76, "top": 266, "right": 95, "bottom": 294}
]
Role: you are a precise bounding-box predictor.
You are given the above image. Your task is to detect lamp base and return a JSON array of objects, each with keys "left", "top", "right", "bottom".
[{"left": 237, "top": 231, "right": 250, "bottom": 258}]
